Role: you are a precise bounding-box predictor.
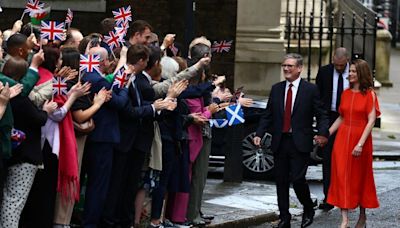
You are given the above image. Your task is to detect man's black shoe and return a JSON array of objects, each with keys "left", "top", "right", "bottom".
[
  {"left": 300, "top": 210, "right": 315, "bottom": 228},
  {"left": 274, "top": 219, "right": 291, "bottom": 228},
  {"left": 318, "top": 202, "right": 334, "bottom": 211}
]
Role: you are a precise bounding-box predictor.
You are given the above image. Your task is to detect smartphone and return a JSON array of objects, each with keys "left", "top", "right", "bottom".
[{"left": 230, "top": 86, "right": 244, "bottom": 103}]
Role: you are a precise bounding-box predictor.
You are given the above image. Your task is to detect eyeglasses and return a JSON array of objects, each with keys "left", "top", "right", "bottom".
[{"left": 281, "top": 64, "right": 296, "bottom": 68}]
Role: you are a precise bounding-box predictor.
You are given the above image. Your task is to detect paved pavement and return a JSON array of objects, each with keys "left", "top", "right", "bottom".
[{"left": 201, "top": 48, "right": 400, "bottom": 228}]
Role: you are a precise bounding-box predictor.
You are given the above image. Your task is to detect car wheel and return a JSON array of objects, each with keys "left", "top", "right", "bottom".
[{"left": 241, "top": 132, "right": 274, "bottom": 179}]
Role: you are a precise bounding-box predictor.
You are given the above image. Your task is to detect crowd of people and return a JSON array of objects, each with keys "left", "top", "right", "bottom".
[
  {"left": 0, "top": 17, "right": 255, "bottom": 228},
  {"left": 0, "top": 10, "right": 381, "bottom": 228}
]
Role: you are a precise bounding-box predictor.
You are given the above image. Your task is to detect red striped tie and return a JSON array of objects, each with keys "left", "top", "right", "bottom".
[{"left": 283, "top": 83, "right": 293, "bottom": 132}]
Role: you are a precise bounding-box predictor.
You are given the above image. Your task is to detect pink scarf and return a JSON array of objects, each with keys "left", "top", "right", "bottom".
[{"left": 53, "top": 95, "right": 80, "bottom": 202}]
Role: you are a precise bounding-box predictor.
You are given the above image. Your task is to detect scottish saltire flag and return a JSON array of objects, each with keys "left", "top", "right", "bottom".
[
  {"left": 52, "top": 77, "right": 68, "bottom": 96},
  {"left": 104, "top": 30, "right": 122, "bottom": 50},
  {"left": 40, "top": 21, "right": 65, "bottom": 41},
  {"left": 65, "top": 8, "right": 73, "bottom": 25},
  {"left": 226, "top": 104, "right": 245, "bottom": 126},
  {"left": 24, "top": 0, "right": 45, "bottom": 16},
  {"left": 211, "top": 40, "right": 233, "bottom": 53},
  {"left": 209, "top": 119, "right": 229, "bottom": 128},
  {"left": 80, "top": 54, "right": 101, "bottom": 74},
  {"left": 112, "top": 6, "right": 132, "bottom": 25},
  {"left": 112, "top": 66, "right": 131, "bottom": 89}
]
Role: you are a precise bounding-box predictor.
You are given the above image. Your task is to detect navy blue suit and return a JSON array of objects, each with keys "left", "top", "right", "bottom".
[
  {"left": 102, "top": 76, "right": 155, "bottom": 227},
  {"left": 80, "top": 71, "right": 128, "bottom": 228}
]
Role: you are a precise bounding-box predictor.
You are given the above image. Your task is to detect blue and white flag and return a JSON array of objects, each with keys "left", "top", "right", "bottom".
[
  {"left": 209, "top": 119, "right": 229, "bottom": 128},
  {"left": 226, "top": 104, "right": 245, "bottom": 126}
]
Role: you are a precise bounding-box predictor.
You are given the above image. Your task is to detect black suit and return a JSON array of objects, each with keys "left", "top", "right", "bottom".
[
  {"left": 315, "top": 63, "right": 345, "bottom": 203},
  {"left": 256, "top": 78, "right": 329, "bottom": 220},
  {"left": 102, "top": 76, "right": 156, "bottom": 227}
]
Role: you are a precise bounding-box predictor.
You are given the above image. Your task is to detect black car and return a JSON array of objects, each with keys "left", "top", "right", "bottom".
[{"left": 209, "top": 101, "right": 322, "bottom": 179}]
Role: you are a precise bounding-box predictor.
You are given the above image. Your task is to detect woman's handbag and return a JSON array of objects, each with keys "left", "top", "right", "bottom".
[{"left": 73, "top": 118, "right": 95, "bottom": 136}]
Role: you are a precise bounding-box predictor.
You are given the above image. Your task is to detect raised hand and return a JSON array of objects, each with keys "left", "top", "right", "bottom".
[
  {"left": 0, "top": 83, "right": 11, "bottom": 105},
  {"left": 167, "top": 80, "right": 189, "bottom": 98},
  {"left": 162, "top": 34, "right": 176, "bottom": 48},
  {"left": 190, "top": 112, "right": 208, "bottom": 126},
  {"left": 9, "top": 84, "right": 23, "bottom": 98},
  {"left": 42, "top": 100, "right": 58, "bottom": 114},
  {"left": 68, "top": 82, "right": 91, "bottom": 98},
  {"left": 207, "top": 103, "right": 219, "bottom": 114},
  {"left": 238, "top": 96, "right": 254, "bottom": 107},
  {"left": 30, "top": 49, "right": 45, "bottom": 69},
  {"left": 93, "top": 88, "right": 109, "bottom": 106}
]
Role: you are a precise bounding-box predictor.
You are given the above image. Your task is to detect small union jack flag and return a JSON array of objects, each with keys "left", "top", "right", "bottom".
[
  {"left": 65, "top": 8, "right": 73, "bottom": 25},
  {"left": 80, "top": 54, "right": 101, "bottom": 74},
  {"left": 211, "top": 40, "right": 233, "bottom": 53},
  {"left": 24, "top": 0, "right": 45, "bottom": 16},
  {"left": 52, "top": 77, "right": 68, "bottom": 96},
  {"left": 104, "top": 30, "right": 122, "bottom": 50},
  {"left": 112, "top": 6, "right": 132, "bottom": 25},
  {"left": 112, "top": 66, "right": 131, "bottom": 89},
  {"left": 40, "top": 21, "right": 65, "bottom": 41},
  {"left": 114, "top": 20, "right": 129, "bottom": 38}
]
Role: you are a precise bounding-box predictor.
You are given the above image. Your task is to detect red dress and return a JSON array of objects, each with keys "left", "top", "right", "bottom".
[{"left": 327, "top": 89, "right": 380, "bottom": 209}]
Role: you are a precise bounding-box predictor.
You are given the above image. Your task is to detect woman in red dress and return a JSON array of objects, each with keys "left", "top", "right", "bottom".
[{"left": 327, "top": 59, "right": 380, "bottom": 228}]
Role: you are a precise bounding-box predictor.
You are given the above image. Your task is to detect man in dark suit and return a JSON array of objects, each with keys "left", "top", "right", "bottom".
[
  {"left": 254, "top": 53, "right": 329, "bottom": 228},
  {"left": 80, "top": 46, "right": 129, "bottom": 228},
  {"left": 315, "top": 47, "right": 349, "bottom": 211}
]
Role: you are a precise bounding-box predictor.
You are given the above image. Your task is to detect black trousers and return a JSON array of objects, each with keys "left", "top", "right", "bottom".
[
  {"left": 82, "top": 141, "right": 114, "bottom": 228},
  {"left": 275, "top": 134, "right": 314, "bottom": 220},
  {"left": 322, "top": 111, "right": 340, "bottom": 201}
]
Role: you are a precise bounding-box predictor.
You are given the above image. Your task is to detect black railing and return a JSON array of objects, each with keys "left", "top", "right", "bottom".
[{"left": 283, "top": 0, "right": 379, "bottom": 81}]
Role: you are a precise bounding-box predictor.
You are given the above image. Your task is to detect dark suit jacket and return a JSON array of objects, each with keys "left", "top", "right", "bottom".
[
  {"left": 114, "top": 78, "right": 155, "bottom": 153},
  {"left": 9, "top": 96, "right": 47, "bottom": 165},
  {"left": 315, "top": 64, "right": 335, "bottom": 112},
  {"left": 82, "top": 71, "right": 129, "bottom": 143},
  {"left": 256, "top": 79, "right": 329, "bottom": 154},
  {"left": 134, "top": 73, "right": 156, "bottom": 153}
]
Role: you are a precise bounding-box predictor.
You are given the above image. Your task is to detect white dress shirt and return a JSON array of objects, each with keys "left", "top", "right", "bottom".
[
  {"left": 284, "top": 77, "right": 301, "bottom": 112},
  {"left": 331, "top": 63, "right": 350, "bottom": 111}
]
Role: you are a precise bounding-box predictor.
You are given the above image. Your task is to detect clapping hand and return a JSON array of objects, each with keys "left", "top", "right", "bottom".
[
  {"left": 167, "top": 80, "right": 189, "bottom": 98},
  {"left": 190, "top": 112, "right": 208, "bottom": 126},
  {"left": 9, "top": 84, "right": 23, "bottom": 98},
  {"left": 0, "top": 82, "right": 11, "bottom": 105}
]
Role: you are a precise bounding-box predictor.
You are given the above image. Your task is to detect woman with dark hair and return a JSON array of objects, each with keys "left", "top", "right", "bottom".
[
  {"left": 327, "top": 59, "right": 380, "bottom": 228},
  {"left": 28, "top": 44, "right": 60, "bottom": 107},
  {"left": 53, "top": 47, "right": 109, "bottom": 227}
]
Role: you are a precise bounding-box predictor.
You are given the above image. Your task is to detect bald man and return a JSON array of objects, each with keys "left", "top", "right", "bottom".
[
  {"left": 315, "top": 47, "right": 350, "bottom": 211},
  {"left": 64, "top": 28, "right": 83, "bottom": 48},
  {"left": 80, "top": 46, "right": 129, "bottom": 228}
]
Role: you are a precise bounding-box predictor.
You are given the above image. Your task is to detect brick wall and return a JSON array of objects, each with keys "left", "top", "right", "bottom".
[{"left": 0, "top": 0, "right": 237, "bottom": 88}]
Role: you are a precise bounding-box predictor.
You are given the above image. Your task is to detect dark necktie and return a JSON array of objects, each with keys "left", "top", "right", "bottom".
[
  {"left": 336, "top": 73, "right": 343, "bottom": 111},
  {"left": 283, "top": 83, "right": 293, "bottom": 133},
  {"left": 132, "top": 79, "right": 141, "bottom": 107}
]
